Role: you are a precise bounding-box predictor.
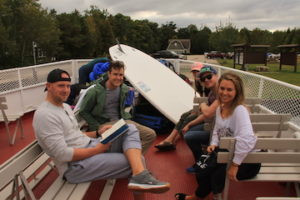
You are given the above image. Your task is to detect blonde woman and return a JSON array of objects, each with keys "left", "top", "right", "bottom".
[{"left": 175, "top": 72, "right": 260, "bottom": 200}]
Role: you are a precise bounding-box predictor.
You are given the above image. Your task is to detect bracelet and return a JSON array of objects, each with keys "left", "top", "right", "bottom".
[{"left": 95, "top": 130, "right": 100, "bottom": 138}]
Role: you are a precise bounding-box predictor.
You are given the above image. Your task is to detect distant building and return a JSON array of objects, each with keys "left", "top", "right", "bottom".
[{"left": 167, "top": 39, "right": 191, "bottom": 54}]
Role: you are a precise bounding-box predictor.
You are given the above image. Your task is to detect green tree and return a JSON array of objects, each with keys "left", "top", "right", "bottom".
[
  {"left": 270, "top": 30, "right": 286, "bottom": 53},
  {"left": 209, "top": 23, "right": 239, "bottom": 52},
  {"left": 193, "top": 26, "right": 211, "bottom": 54},
  {"left": 250, "top": 28, "right": 272, "bottom": 45},
  {"left": 0, "top": 0, "right": 60, "bottom": 68},
  {"left": 238, "top": 27, "right": 251, "bottom": 44},
  {"left": 127, "top": 19, "right": 160, "bottom": 53},
  {"left": 159, "top": 21, "right": 177, "bottom": 50},
  {"left": 84, "top": 6, "right": 114, "bottom": 57},
  {"left": 110, "top": 13, "right": 133, "bottom": 44},
  {"left": 177, "top": 27, "right": 190, "bottom": 39},
  {"left": 56, "top": 10, "right": 90, "bottom": 59},
  {"left": 292, "top": 28, "right": 300, "bottom": 44}
]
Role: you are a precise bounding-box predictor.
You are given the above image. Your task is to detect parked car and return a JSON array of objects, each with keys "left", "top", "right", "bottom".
[
  {"left": 206, "top": 51, "right": 224, "bottom": 59},
  {"left": 225, "top": 52, "right": 234, "bottom": 59},
  {"left": 206, "top": 51, "right": 233, "bottom": 59},
  {"left": 151, "top": 50, "right": 186, "bottom": 59}
]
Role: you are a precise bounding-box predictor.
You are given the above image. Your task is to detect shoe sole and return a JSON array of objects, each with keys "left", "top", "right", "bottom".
[
  {"left": 154, "top": 146, "right": 176, "bottom": 151},
  {"left": 128, "top": 183, "right": 170, "bottom": 193}
]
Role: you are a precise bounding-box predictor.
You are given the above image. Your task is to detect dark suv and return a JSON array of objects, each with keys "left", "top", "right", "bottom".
[
  {"left": 151, "top": 50, "right": 185, "bottom": 59},
  {"left": 206, "top": 51, "right": 224, "bottom": 59}
]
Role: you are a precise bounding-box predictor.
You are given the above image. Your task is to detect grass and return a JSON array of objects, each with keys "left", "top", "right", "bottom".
[{"left": 218, "top": 58, "right": 300, "bottom": 86}]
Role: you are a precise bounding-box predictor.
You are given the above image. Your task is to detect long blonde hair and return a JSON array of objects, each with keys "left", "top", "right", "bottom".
[{"left": 218, "top": 72, "right": 245, "bottom": 114}]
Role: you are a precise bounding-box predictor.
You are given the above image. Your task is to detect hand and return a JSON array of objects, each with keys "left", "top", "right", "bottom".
[
  {"left": 200, "top": 102, "right": 206, "bottom": 110},
  {"left": 98, "top": 124, "right": 113, "bottom": 134},
  {"left": 181, "top": 125, "right": 190, "bottom": 134},
  {"left": 227, "top": 164, "right": 239, "bottom": 181},
  {"left": 207, "top": 145, "right": 216, "bottom": 153},
  {"left": 96, "top": 142, "right": 111, "bottom": 153}
]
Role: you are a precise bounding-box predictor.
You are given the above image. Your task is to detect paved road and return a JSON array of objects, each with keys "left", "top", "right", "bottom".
[{"left": 187, "top": 55, "right": 219, "bottom": 65}]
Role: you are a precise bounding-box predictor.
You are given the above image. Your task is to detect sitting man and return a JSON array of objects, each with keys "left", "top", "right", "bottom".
[
  {"left": 33, "top": 69, "right": 170, "bottom": 198},
  {"left": 183, "top": 66, "right": 219, "bottom": 173},
  {"left": 154, "top": 62, "right": 209, "bottom": 151},
  {"left": 79, "top": 60, "right": 156, "bottom": 154}
]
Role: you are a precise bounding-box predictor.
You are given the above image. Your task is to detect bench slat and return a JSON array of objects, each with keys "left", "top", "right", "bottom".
[
  {"left": 68, "top": 182, "right": 91, "bottom": 200},
  {"left": 248, "top": 174, "right": 300, "bottom": 182},
  {"left": 262, "top": 163, "right": 300, "bottom": 167},
  {"left": 255, "top": 132, "right": 279, "bottom": 138},
  {"left": 40, "top": 177, "right": 65, "bottom": 200},
  {"left": 218, "top": 152, "right": 300, "bottom": 163},
  {"left": 99, "top": 179, "right": 116, "bottom": 200},
  {"left": 259, "top": 167, "right": 300, "bottom": 174},
  {"left": 219, "top": 138, "right": 300, "bottom": 150},
  {"left": 54, "top": 182, "right": 77, "bottom": 200},
  {"left": 250, "top": 114, "right": 291, "bottom": 122},
  {"left": 252, "top": 123, "right": 288, "bottom": 132}
]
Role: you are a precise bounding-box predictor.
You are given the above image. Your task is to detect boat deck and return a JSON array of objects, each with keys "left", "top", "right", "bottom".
[{"left": 0, "top": 113, "right": 297, "bottom": 200}]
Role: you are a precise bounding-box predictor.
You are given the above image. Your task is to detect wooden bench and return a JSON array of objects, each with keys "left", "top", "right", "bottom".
[
  {"left": 218, "top": 137, "right": 300, "bottom": 200},
  {"left": 194, "top": 96, "right": 291, "bottom": 138},
  {"left": 250, "top": 113, "right": 291, "bottom": 138},
  {"left": 0, "top": 141, "right": 114, "bottom": 200},
  {"left": 203, "top": 113, "right": 291, "bottom": 138}
]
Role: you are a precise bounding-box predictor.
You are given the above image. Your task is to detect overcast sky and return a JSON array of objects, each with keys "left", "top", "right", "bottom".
[{"left": 39, "top": 0, "right": 300, "bottom": 31}]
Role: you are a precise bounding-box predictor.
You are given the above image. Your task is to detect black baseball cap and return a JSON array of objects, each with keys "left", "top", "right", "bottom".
[{"left": 44, "top": 69, "right": 71, "bottom": 91}]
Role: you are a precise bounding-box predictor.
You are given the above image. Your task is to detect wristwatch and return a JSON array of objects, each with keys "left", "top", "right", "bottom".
[{"left": 95, "top": 130, "right": 100, "bottom": 138}]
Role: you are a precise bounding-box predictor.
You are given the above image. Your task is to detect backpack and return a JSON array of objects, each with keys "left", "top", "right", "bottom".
[{"left": 89, "top": 62, "right": 110, "bottom": 81}]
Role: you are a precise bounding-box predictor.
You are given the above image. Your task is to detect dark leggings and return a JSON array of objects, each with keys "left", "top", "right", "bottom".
[{"left": 195, "top": 163, "right": 261, "bottom": 198}]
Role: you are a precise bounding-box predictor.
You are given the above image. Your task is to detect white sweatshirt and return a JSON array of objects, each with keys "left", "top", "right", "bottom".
[
  {"left": 33, "top": 101, "right": 90, "bottom": 176},
  {"left": 210, "top": 105, "right": 257, "bottom": 165}
]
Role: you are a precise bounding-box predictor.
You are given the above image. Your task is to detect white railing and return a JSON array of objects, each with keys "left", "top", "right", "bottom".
[
  {"left": 0, "top": 59, "right": 91, "bottom": 117},
  {"left": 174, "top": 59, "right": 300, "bottom": 129},
  {"left": 0, "top": 59, "right": 299, "bottom": 130}
]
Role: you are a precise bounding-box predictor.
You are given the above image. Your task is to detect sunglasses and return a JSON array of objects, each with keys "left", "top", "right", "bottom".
[{"left": 200, "top": 74, "right": 213, "bottom": 82}]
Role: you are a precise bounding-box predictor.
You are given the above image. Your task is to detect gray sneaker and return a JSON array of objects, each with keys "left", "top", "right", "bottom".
[{"left": 128, "top": 170, "right": 170, "bottom": 193}]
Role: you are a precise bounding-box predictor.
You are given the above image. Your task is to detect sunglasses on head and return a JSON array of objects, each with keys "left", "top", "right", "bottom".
[{"left": 200, "top": 74, "right": 213, "bottom": 82}]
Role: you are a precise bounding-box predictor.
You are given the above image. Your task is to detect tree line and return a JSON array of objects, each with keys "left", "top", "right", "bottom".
[{"left": 0, "top": 0, "right": 299, "bottom": 69}]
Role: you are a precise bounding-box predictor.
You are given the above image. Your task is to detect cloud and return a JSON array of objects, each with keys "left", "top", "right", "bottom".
[{"left": 38, "top": 0, "right": 300, "bottom": 31}]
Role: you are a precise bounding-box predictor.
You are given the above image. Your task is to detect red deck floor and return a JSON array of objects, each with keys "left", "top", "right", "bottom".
[{"left": 0, "top": 113, "right": 297, "bottom": 200}]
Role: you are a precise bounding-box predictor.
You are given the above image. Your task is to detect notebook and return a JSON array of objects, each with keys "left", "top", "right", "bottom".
[{"left": 100, "top": 119, "right": 129, "bottom": 144}]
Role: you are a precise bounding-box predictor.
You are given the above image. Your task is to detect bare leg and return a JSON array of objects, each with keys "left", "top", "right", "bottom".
[
  {"left": 124, "top": 148, "right": 144, "bottom": 175},
  {"left": 157, "top": 129, "right": 179, "bottom": 145},
  {"left": 173, "top": 133, "right": 181, "bottom": 144}
]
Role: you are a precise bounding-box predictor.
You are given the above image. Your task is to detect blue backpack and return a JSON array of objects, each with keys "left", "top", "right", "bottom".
[
  {"left": 89, "top": 62, "right": 110, "bottom": 81},
  {"left": 125, "top": 89, "right": 135, "bottom": 107}
]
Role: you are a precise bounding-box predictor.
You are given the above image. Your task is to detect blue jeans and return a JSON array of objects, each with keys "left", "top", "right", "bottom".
[{"left": 184, "top": 123, "right": 210, "bottom": 161}]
